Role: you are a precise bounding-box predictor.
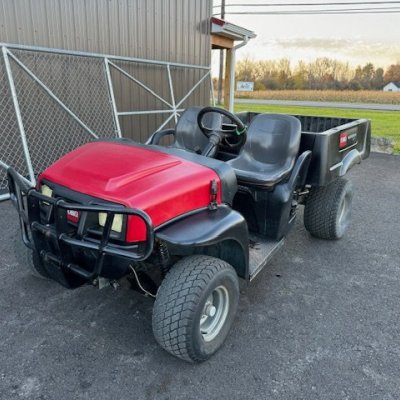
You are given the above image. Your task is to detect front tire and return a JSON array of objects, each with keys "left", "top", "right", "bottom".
[
  {"left": 152, "top": 255, "right": 239, "bottom": 362},
  {"left": 14, "top": 238, "right": 50, "bottom": 279},
  {"left": 304, "top": 178, "right": 353, "bottom": 240}
]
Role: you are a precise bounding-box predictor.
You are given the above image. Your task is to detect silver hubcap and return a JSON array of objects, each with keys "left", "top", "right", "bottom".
[
  {"left": 338, "top": 193, "right": 351, "bottom": 227},
  {"left": 200, "top": 285, "right": 229, "bottom": 342}
]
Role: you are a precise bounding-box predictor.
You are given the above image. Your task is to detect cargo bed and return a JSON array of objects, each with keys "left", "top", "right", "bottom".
[{"left": 236, "top": 112, "right": 371, "bottom": 186}]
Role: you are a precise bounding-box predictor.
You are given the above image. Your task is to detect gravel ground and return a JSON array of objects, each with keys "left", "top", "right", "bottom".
[{"left": 0, "top": 152, "right": 399, "bottom": 400}]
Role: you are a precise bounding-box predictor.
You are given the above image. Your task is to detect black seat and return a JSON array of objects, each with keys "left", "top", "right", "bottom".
[
  {"left": 227, "top": 114, "right": 301, "bottom": 188},
  {"left": 171, "top": 107, "right": 222, "bottom": 154}
]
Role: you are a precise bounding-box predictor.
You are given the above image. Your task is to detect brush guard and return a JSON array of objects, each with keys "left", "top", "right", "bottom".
[{"left": 7, "top": 168, "right": 154, "bottom": 281}]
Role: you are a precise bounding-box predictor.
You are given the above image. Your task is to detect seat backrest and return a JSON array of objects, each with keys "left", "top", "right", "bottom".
[
  {"left": 243, "top": 113, "right": 301, "bottom": 168},
  {"left": 172, "top": 107, "right": 222, "bottom": 153}
]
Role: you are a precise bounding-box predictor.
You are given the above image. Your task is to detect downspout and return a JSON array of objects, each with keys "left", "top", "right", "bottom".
[{"left": 229, "top": 36, "right": 249, "bottom": 112}]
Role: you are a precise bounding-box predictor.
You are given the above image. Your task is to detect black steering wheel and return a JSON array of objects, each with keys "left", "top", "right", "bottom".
[{"left": 197, "top": 106, "right": 247, "bottom": 157}]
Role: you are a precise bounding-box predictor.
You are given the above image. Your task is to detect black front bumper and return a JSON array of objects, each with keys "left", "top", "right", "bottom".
[{"left": 7, "top": 168, "right": 154, "bottom": 286}]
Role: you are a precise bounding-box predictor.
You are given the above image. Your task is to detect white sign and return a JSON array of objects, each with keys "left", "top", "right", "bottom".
[{"left": 236, "top": 81, "right": 254, "bottom": 91}]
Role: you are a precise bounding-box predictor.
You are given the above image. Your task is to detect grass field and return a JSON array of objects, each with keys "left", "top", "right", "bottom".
[
  {"left": 235, "top": 90, "right": 400, "bottom": 105},
  {"left": 234, "top": 103, "right": 400, "bottom": 153}
]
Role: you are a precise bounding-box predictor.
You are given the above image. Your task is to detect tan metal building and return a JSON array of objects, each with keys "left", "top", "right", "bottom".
[
  {"left": 0, "top": 0, "right": 256, "bottom": 198},
  {"left": 0, "top": 0, "right": 212, "bottom": 139},
  {"left": 0, "top": 0, "right": 218, "bottom": 196}
]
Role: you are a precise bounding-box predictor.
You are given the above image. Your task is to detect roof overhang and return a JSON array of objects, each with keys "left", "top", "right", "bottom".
[
  {"left": 211, "top": 17, "right": 256, "bottom": 41},
  {"left": 211, "top": 17, "right": 256, "bottom": 111}
]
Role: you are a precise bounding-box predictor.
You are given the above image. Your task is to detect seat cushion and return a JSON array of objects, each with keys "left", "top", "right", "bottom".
[
  {"left": 227, "top": 114, "right": 301, "bottom": 188},
  {"left": 229, "top": 152, "right": 291, "bottom": 188}
]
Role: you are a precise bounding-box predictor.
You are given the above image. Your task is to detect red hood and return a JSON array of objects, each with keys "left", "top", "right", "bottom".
[{"left": 39, "top": 142, "right": 221, "bottom": 228}]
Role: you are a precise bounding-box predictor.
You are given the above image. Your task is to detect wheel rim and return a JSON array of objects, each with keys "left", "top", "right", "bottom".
[
  {"left": 200, "top": 285, "right": 230, "bottom": 342},
  {"left": 338, "top": 192, "right": 351, "bottom": 229}
]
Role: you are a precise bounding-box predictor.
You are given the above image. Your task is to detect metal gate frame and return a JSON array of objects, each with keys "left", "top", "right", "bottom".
[{"left": 0, "top": 43, "right": 216, "bottom": 201}]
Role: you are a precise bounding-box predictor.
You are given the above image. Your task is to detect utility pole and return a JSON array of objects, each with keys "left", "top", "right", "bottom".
[{"left": 217, "top": 0, "right": 225, "bottom": 105}]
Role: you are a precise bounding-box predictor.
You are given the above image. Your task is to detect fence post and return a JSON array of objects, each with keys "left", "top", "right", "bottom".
[
  {"left": 166, "top": 65, "right": 178, "bottom": 124},
  {"left": 104, "top": 58, "right": 122, "bottom": 138},
  {"left": 2, "top": 46, "right": 36, "bottom": 185},
  {"left": 210, "top": 73, "right": 216, "bottom": 107}
]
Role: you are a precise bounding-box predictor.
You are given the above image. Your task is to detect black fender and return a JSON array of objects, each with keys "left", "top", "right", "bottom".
[
  {"left": 339, "top": 148, "right": 362, "bottom": 176},
  {"left": 155, "top": 205, "right": 249, "bottom": 279}
]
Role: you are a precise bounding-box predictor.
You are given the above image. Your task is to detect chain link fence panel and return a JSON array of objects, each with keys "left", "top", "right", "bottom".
[
  {"left": 0, "top": 47, "right": 118, "bottom": 197},
  {"left": 0, "top": 56, "right": 29, "bottom": 194},
  {"left": 0, "top": 44, "right": 212, "bottom": 199}
]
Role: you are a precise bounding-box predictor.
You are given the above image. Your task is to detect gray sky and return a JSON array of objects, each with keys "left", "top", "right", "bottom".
[{"left": 212, "top": 1, "right": 400, "bottom": 72}]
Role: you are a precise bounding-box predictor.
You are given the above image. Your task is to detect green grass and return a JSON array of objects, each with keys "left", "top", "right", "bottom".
[{"left": 234, "top": 104, "right": 400, "bottom": 153}]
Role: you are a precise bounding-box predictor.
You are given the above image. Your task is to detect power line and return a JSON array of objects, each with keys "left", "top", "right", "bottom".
[
  {"left": 213, "top": 2, "right": 400, "bottom": 14},
  {"left": 212, "top": 2, "right": 400, "bottom": 16},
  {"left": 213, "top": 1, "right": 400, "bottom": 7},
  {"left": 214, "top": 6, "right": 400, "bottom": 14},
  {"left": 218, "top": 9, "right": 400, "bottom": 14}
]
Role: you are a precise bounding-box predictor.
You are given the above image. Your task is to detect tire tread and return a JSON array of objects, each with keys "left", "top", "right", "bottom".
[
  {"left": 152, "top": 255, "right": 236, "bottom": 362},
  {"left": 304, "top": 178, "right": 352, "bottom": 240},
  {"left": 14, "top": 236, "right": 50, "bottom": 279}
]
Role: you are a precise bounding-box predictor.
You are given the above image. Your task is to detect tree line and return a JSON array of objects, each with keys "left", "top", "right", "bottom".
[{"left": 232, "top": 58, "right": 400, "bottom": 90}]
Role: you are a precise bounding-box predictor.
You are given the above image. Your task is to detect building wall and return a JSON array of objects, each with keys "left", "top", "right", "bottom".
[
  {"left": 0, "top": 0, "right": 212, "bottom": 140},
  {"left": 383, "top": 82, "right": 400, "bottom": 92}
]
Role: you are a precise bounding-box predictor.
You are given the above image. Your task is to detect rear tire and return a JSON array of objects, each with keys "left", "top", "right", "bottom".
[
  {"left": 304, "top": 178, "right": 353, "bottom": 240},
  {"left": 14, "top": 238, "right": 50, "bottom": 279},
  {"left": 152, "top": 255, "right": 239, "bottom": 362}
]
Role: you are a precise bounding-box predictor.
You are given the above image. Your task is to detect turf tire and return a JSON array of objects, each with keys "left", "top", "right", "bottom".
[
  {"left": 304, "top": 178, "right": 353, "bottom": 240},
  {"left": 14, "top": 236, "right": 50, "bottom": 279},
  {"left": 152, "top": 255, "right": 239, "bottom": 362}
]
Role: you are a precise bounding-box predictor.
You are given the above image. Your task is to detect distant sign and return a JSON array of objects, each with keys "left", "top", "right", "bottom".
[{"left": 236, "top": 81, "right": 254, "bottom": 92}]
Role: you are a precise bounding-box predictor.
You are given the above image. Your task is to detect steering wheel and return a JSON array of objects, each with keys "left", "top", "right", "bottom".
[{"left": 197, "top": 107, "right": 247, "bottom": 157}]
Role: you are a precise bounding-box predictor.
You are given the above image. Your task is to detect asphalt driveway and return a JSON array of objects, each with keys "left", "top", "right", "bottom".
[{"left": 0, "top": 152, "right": 399, "bottom": 400}]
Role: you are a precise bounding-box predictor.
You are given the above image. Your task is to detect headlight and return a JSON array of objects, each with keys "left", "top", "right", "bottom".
[
  {"left": 98, "top": 213, "right": 123, "bottom": 233},
  {"left": 40, "top": 184, "right": 53, "bottom": 198}
]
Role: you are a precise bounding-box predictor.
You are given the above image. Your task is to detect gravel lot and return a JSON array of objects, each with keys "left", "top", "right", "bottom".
[{"left": 0, "top": 152, "right": 399, "bottom": 400}]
